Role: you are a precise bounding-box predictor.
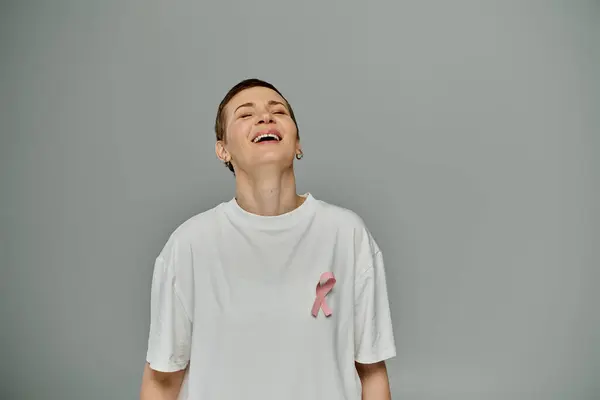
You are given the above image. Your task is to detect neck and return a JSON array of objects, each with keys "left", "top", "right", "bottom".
[{"left": 234, "top": 166, "right": 304, "bottom": 216}]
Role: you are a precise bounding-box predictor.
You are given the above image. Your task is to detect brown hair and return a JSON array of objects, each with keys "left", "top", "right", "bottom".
[{"left": 215, "top": 78, "right": 299, "bottom": 174}]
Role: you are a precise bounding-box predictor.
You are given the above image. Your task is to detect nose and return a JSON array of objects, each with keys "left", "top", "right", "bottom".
[{"left": 257, "top": 109, "right": 275, "bottom": 125}]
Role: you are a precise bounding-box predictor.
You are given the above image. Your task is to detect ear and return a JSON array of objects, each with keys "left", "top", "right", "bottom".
[{"left": 215, "top": 140, "right": 231, "bottom": 163}]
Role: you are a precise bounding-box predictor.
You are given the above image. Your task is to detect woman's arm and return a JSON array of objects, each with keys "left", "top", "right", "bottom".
[
  {"left": 355, "top": 361, "right": 392, "bottom": 400},
  {"left": 140, "top": 363, "right": 187, "bottom": 400}
]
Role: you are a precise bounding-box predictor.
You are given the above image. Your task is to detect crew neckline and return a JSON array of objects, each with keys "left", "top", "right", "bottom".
[{"left": 224, "top": 192, "right": 317, "bottom": 230}]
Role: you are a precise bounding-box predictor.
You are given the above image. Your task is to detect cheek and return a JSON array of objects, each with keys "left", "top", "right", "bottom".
[
  {"left": 227, "top": 121, "right": 249, "bottom": 143},
  {"left": 283, "top": 119, "right": 298, "bottom": 138}
]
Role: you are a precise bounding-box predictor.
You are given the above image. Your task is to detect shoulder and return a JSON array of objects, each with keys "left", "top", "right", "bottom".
[
  {"left": 156, "top": 202, "right": 225, "bottom": 259},
  {"left": 314, "top": 197, "right": 366, "bottom": 229},
  {"left": 313, "top": 196, "right": 381, "bottom": 255},
  {"left": 172, "top": 203, "right": 223, "bottom": 240}
]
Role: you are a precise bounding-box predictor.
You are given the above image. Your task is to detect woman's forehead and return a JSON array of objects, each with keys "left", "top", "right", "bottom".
[{"left": 227, "top": 87, "right": 286, "bottom": 110}]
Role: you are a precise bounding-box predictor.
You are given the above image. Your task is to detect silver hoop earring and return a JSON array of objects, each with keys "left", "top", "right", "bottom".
[{"left": 296, "top": 152, "right": 303, "bottom": 160}]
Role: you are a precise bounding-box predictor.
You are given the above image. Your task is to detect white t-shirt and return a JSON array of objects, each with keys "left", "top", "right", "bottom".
[{"left": 145, "top": 193, "right": 396, "bottom": 400}]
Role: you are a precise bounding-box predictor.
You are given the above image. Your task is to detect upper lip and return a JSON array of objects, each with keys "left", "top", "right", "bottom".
[{"left": 251, "top": 128, "right": 282, "bottom": 142}]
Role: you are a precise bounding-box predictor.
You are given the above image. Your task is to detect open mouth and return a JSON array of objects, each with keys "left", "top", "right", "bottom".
[{"left": 252, "top": 130, "right": 282, "bottom": 143}]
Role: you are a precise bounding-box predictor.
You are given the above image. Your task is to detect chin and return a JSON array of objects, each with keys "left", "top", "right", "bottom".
[{"left": 253, "top": 154, "right": 295, "bottom": 169}]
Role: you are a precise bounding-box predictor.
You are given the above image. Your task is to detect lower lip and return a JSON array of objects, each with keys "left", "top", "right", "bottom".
[{"left": 254, "top": 140, "right": 281, "bottom": 144}]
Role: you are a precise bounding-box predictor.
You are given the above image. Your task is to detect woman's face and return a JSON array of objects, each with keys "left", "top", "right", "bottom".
[{"left": 216, "top": 86, "right": 300, "bottom": 174}]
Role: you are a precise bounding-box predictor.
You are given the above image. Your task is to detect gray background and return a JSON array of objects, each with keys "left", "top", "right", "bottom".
[{"left": 1, "top": 1, "right": 598, "bottom": 399}]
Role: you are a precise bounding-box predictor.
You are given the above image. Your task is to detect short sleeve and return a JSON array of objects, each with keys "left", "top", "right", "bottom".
[
  {"left": 145, "top": 237, "right": 194, "bottom": 372},
  {"left": 354, "top": 248, "right": 397, "bottom": 364}
]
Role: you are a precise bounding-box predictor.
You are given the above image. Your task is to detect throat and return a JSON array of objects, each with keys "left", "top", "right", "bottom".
[
  {"left": 235, "top": 186, "right": 302, "bottom": 217},
  {"left": 234, "top": 168, "right": 300, "bottom": 216},
  {"left": 238, "top": 194, "right": 303, "bottom": 216}
]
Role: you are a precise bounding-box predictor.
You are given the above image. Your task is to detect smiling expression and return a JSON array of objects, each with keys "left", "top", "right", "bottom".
[{"left": 216, "top": 86, "right": 301, "bottom": 173}]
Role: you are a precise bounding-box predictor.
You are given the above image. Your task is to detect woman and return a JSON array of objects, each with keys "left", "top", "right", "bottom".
[{"left": 140, "top": 79, "right": 396, "bottom": 399}]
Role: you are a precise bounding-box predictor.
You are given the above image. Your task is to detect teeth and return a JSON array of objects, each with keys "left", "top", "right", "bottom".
[{"left": 253, "top": 133, "right": 280, "bottom": 143}]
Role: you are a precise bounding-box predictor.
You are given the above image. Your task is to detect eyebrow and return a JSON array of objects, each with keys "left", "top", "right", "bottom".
[{"left": 234, "top": 100, "right": 287, "bottom": 114}]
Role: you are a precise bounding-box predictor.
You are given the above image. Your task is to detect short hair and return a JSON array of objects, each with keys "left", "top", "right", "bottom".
[{"left": 214, "top": 78, "right": 299, "bottom": 174}]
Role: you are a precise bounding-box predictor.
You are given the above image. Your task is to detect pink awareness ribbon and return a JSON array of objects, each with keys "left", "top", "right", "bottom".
[{"left": 311, "top": 272, "right": 336, "bottom": 317}]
